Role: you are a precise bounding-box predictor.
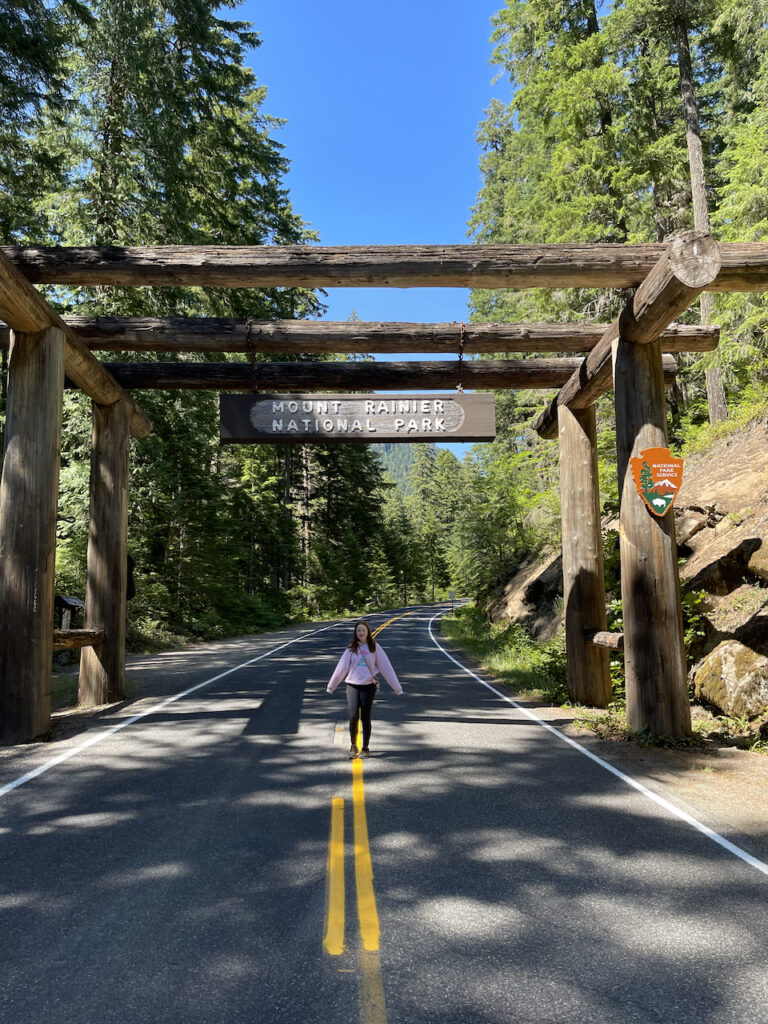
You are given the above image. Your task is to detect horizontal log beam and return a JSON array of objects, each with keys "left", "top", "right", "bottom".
[
  {"left": 535, "top": 232, "right": 721, "bottom": 439},
  {"left": 0, "top": 318, "right": 719, "bottom": 355},
  {"left": 52, "top": 628, "right": 105, "bottom": 651},
  {"left": 0, "top": 250, "right": 152, "bottom": 438},
  {"left": 1, "top": 242, "right": 763, "bottom": 291},
  {"left": 583, "top": 630, "right": 625, "bottom": 652},
  {"left": 91, "top": 358, "right": 679, "bottom": 392}
]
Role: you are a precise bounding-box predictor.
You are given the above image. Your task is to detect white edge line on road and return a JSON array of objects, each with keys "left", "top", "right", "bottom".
[
  {"left": 0, "top": 621, "right": 347, "bottom": 800},
  {"left": 428, "top": 610, "right": 768, "bottom": 880}
]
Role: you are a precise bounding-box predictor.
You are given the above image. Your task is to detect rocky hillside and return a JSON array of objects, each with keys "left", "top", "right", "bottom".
[{"left": 487, "top": 414, "right": 768, "bottom": 721}]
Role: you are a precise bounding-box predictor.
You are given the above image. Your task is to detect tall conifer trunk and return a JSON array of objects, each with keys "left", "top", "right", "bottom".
[
  {"left": 281, "top": 447, "right": 293, "bottom": 590},
  {"left": 95, "top": 55, "right": 127, "bottom": 243},
  {"left": 673, "top": 5, "right": 728, "bottom": 423},
  {"left": 301, "top": 446, "right": 311, "bottom": 581}
]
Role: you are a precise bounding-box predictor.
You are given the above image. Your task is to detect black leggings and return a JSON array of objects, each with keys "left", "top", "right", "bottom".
[{"left": 346, "top": 683, "right": 376, "bottom": 749}]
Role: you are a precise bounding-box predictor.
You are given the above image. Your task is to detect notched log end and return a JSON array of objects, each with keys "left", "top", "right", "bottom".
[
  {"left": 668, "top": 231, "right": 722, "bottom": 289},
  {"left": 584, "top": 629, "right": 625, "bottom": 652}
]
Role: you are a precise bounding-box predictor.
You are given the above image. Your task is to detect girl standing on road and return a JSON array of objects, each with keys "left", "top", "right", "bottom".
[{"left": 326, "top": 620, "right": 403, "bottom": 759}]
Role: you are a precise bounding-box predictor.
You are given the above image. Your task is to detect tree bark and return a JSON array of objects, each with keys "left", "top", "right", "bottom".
[
  {"left": 281, "top": 448, "right": 293, "bottom": 591},
  {"left": 78, "top": 400, "right": 131, "bottom": 706},
  {"left": 558, "top": 405, "right": 612, "bottom": 706},
  {"left": 613, "top": 335, "right": 691, "bottom": 737},
  {"left": 0, "top": 327, "right": 65, "bottom": 743},
  {"left": 673, "top": 8, "right": 728, "bottom": 423},
  {"left": 3, "top": 241, "right": 768, "bottom": 291},
  {"left": 97, "top": 357, "right": 679, "bottom": 392},
  {"left": 0, "top": 317, "right": 718, "bottom": 355}
]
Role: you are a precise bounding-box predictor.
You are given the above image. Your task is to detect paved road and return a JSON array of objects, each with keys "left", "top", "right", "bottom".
[{"left": 1, "top": 605, "right": 767, "bottom": 1024}]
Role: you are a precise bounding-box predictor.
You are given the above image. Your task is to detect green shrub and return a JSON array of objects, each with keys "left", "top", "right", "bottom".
[{"left": 441, "top": 604, "right": 569, "bottom": 702}]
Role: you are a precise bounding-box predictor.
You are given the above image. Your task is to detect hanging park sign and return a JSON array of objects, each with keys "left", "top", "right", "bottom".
[{"left": 219, "top": 393, "right": 496, "bottom": 444}]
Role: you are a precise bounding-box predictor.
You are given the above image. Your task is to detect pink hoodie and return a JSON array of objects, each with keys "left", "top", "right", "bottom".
[{"left": 326, "top": 642, "right": 403, "bottom": 694}]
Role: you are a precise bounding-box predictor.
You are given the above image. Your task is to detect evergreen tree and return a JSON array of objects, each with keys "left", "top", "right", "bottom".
[
  {"left": 298, "top": 444, "right": 391, "bottom": 613},
  {"left": 470, "top": 0, "right": 762, "bottom": 450},
  {"left": 712, "top": 0, "right": 768, "bottom": 393},
  {"left": 610, "top": 0, "right": 729, "bottom": 421},
  {"left": 371, "top": 443, "right": 420, "bottom": 494},
  {"left": 29, "top": 1, "right": 327, "bottom": 637},
  {"left": 405, "top": 445, "right": 451, "bottom": 599},
  {"left": 0, "top": 0, "right": 90, "bottom": 240}
]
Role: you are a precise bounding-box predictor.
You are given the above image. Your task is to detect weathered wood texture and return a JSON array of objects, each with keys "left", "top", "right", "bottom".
[
  {"left": 0, "top": 327, "right": 65, "bottom": 744},
  {"left": 78, "top": 401, "right": 131, "bottom": 706},
  {"left": 0, "top": 249, "right": 151, "bottom": 437},
  {"left": 2, "top": 241, "right": 765, "bottom": 290},
  {"left": 53, "top": 629, "right": 105, "bottom": 651},
  {"left": 221, "top": 393, "right": 496, "bottom": 443},
  {"left": 584, "top": 631, "right": 625, "bottom": 652},
  {"left": 535, "top": 323, "right": 620, "bottom": 438},
  {"left": 558, "top": 406, "right": 612, "bottom": 706},
  {"left": 94, "top": 357, "right": 678, "bottom": 392},
  {"left": 0, "top": 318, "right": 719, "bottom": 354},
  {"left": 617, "top": 232, "right": 721, "bottom": 342},
  {"left": 535, "top": 232, "right": 722, "bottom": 439},
  {"left": 614, "top": 337, "right": 691, "bottom": 737}
]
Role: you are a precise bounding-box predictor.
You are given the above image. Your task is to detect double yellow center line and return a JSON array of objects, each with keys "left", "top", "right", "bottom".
[
  {"left": 324, "top": 797, "right": 346, "bottom": 956},
  {"left": 322, "top": 611, "right": 415, "bottom": 1022}
]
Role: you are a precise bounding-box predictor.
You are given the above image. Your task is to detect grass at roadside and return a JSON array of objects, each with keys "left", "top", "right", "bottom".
[
  {"left": 440, "top": 603, "right": 768, "bottom": 753},
  {"left": 51, "top": 670, "right": 79, "bottom": 710},
  {"left": 440, "top": 603, "right": 569, "bottom": 704},
  {"left": 51, "top": 657, "right": 145, "bottom": 712},
  {"left": 570, "top": 703, "right": 768, "bottom": 752}
]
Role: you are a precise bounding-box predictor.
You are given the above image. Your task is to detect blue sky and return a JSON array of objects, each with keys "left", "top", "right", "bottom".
[{"left": 239, "top": 0, "right": 508, "bottom": 326}]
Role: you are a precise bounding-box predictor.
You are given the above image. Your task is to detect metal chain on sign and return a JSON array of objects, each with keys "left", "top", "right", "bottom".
[
  {"left": 456, "top": 322, "right": 465, "bottom": 394},
  {"left": 244, "top": 317, "right": 258, "bottom": 392}
]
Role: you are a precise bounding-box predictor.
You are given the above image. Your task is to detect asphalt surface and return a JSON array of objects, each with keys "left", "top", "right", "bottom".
[{"left": 1, "top": 605, "right": 767, "bottom": 1024}]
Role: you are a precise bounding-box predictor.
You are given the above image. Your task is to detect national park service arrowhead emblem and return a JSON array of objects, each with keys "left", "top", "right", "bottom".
[{"left": 629, "top": 446, "right": 684, "bottom": 517}]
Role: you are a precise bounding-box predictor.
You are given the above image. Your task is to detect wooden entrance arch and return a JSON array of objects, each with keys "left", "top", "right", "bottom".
[{"left": 1, "top": 230, "right": 763, "bottom": 744}]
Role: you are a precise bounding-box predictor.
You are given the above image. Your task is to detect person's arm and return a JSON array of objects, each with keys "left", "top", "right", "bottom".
[
  {"left": 375, "top": 645, "right": 403, "bottom": 694},
  {"left": 327, "top": 650, "right": 351, "bottom": 693}
]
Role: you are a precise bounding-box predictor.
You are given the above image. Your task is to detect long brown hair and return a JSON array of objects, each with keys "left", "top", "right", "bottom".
[{"left": 348, "top": 620, "right": 376, "bottom": 653}]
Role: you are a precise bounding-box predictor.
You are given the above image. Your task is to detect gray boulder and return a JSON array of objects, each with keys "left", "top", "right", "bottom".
[
  {"left": 692, "top": 639, "right": 768, "bottom": 718},
  {"left": 748, "top": 540, "right": 768, "bottom": 584}
]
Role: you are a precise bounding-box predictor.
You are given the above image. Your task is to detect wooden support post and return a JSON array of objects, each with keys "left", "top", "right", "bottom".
[
  {"left": 78, "top": 400, "right": 131, "bottom": 706},
  {"left": 614, "top": 337, "right": 691, "bottom": 737},
  {"left": 558, "top": 405, "right": 612, "bottom": 706},
  {"left": 0, "top": 327, "right": 65, "bottom": 744}
]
